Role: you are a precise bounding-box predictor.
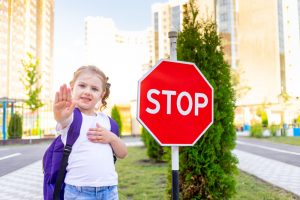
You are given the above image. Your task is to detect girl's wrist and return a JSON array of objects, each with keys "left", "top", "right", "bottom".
[
  {"left": 57, "top": 114, "right": 73, "bottom": 129},
  {"left": 110, "top": 133, "right": 118, "bottom": 144}
]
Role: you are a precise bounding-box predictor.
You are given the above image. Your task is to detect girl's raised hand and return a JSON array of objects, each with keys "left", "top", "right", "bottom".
[{"left": 53, "top": 84, "right": 76, "bottom": 124}]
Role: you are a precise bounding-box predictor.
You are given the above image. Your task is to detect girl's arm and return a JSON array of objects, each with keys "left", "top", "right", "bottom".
[{"left": 109, "top": 135, "right": 128, "bottom": 159}]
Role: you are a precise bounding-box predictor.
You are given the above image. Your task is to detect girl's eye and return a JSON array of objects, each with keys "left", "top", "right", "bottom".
[
  {"left": 79, "top": 84, "right": 85, "bottom": 88},
  {"left": 92, "top": 88, "right": 98, "bottom": 92}
]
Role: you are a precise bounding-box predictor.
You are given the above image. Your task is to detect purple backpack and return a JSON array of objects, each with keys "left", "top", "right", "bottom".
[{"left": 43, "top": 108, "right": 119, "bottom": 200}]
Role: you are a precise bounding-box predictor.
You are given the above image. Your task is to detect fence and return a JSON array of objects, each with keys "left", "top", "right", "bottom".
[{"left": 0, "top": 100, "right": 56, "bottom": 140}]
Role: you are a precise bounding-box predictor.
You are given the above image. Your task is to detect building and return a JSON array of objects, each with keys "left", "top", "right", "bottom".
[
  {"left": 0, "top": 0, "right": 55, "bottom": 139},
  {"left": 84, "top": 16, "right": 151, "bottom": 135},
  {"left": 84, "top": 16, "right": 150, "bottom": 105},
  {"left": 219, "top": 0, "right": 300, "bottom": 125},
  {"left": 0, "top": 0, "right": 54, "bottom": 101},
  {"left": 151, "top": 0, "right": 300, "bottom": 125},
  {"left": 151, "top": 0, "right": 188, "bottom": 64}
]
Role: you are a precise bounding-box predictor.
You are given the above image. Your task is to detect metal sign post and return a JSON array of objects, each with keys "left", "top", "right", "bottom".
[{"left": 169, "top": 31, "right": 179, "bottom": 200}]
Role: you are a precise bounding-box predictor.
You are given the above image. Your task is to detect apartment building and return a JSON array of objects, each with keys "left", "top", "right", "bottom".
[
  {"left": 151, "top": 0, "right": 188, "bottom": 64},
  {"left": 220, "top": 0, "right": 300, "bottom": 124},
  {"left": 0, "top": 0, "right": 54, "bottom": 101},
  {"left": 84, "top": 16, "right": 151, "bottom": 135},
  {"left": 151, "top": 0, "right": 300, "bottom": 124}
]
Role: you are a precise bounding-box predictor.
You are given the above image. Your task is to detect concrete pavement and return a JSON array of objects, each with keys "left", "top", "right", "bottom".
[
  {"left": 233, "top": 149, "right": 300, "bottom": 197},
  {"left": 0, "top": 137, "right": 299, "bottom": 199}
]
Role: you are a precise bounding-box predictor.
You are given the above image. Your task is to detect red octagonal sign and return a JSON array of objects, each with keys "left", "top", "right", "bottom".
[{"left": 137, "top": 60, "right": 214, "bottom": 146}]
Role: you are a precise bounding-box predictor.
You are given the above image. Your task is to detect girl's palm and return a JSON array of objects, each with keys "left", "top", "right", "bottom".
[{"left": 54, "top": 84, "right": 76, "bottom": 123}]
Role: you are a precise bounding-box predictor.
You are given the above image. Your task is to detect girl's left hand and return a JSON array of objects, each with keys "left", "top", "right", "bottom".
[{"left": 87, "top": 123, "right": 117, "bottom": 144}]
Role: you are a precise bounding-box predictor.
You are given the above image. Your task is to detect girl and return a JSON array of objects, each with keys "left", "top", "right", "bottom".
[{"left": 54, "top": 65, "right": 128, "bottom": 200}]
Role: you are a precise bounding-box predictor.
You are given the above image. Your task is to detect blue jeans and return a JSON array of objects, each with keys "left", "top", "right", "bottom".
[{"left": 64, "top": 184, "right": 119, "bottom": 200}]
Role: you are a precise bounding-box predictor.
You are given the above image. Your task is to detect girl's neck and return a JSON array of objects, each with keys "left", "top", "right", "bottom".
[{"left": 77, "top": 107, "right": 97, "bottom": 116}]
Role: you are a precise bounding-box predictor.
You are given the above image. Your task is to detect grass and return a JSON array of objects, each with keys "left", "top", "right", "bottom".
[
  {"left": 116, "top": 146, "right": 168, "bottom": 199},
  {"left": 116, "top": 146, "right": 299, "bottom": 200},
  {"left": 261, "top": 136, "right": 300, "bottom": 147},
  {"left": 233, "top": 171, "right": 299, "bottom": 200}
]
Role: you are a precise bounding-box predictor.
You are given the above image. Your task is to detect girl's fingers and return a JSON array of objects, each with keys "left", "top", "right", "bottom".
[
  {"left": 67, "top": 88, "right": 72, "bottom": 102},
  {"left": 54, "top": 92, "right": 59, "bottom": 103},
  {"left": 87, "top": 133, "right": 102, "bottom": 141},
  {"left": 62, "top": 84, "right": 67, "bottom": 101},
  {"left": 58, "top": 86, "right": 63, "bottom": 102}
]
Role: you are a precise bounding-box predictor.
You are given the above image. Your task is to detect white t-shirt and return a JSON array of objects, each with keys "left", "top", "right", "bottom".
[{"left": 57, "top": 112, "right": 118, "bottom": 187}]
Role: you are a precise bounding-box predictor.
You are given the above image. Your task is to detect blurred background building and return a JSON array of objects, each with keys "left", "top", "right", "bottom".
[
  {"left": 0, "top": 0, "right": 54, "bottom": 101},
  {"left": 0, "top": 0, "right": 55, "bottom": 139},
  {"left": 84, "top": 16, "right": 150, "bottom": 135},
  {"left": 151, "top": 0, "right": 300, "bottom": 128},
  {"left": 1, "top": 0, "right": 300, "bottom": 138}
]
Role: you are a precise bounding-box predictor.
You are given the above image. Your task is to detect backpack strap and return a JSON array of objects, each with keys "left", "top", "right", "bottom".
[
  {"left": 108, "top": 116, "right": 120, "bottom": 164},
  {"left": 54, "top": 108, "right": 82, "bottom": 200},
  {"left": 109, "top": 116, "right": 119, "bottom": 136}
]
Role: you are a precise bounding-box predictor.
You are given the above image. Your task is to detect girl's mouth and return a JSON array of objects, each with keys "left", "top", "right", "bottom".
[{"left": 80, "top": 97, "right": 92, "bottom": 102}]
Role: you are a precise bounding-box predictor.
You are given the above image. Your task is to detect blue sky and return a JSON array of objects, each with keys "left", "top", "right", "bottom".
[{"left": 54, "top": 0, "right": 168, "bottom": 88}]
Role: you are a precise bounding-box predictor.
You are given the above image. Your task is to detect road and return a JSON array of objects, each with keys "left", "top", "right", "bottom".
[
  {"left": 0, "top": 136, "right": 300, "bottom": 198},
  {"left": 0, "top": 142, "right": 50, "bottom": 177},
  {"left": 236, "top": 137, "right": 300, "bottom": 167},
  {"left": 1, "top": 136, "right": 300, "bottom": 177}
]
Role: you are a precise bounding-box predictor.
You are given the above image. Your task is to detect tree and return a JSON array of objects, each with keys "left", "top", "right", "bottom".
[
  {"left": 21, "top": 52, "right": 44, "bottom": 112},
  {"left": 174, "top": 1, "right": 238, "bottom": 199},
  {"left": 20, "top": 52, "right": 44, "bottom": 136},
  {"left": 111, "top": 105, "right": 123, "bottom": 135}
]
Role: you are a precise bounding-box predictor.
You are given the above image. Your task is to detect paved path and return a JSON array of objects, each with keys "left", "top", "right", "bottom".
[
  {"left": 0, "top": 138, "right": 300, "bottom": 199},
  {"left": 233, "top": 149, "right": 300, "bottom": 197}
]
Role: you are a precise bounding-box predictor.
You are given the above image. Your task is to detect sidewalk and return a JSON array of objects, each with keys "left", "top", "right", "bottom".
[
  {"left": 233, "top": 149, "right": 300, "bottom": 197},
  {"left": 0, "top": 139, "right": 299, "bottom": 199}
]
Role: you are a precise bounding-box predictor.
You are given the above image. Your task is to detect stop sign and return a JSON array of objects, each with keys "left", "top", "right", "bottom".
[{"left": 137, "top": 60, "right": 213, "bottom": 146}]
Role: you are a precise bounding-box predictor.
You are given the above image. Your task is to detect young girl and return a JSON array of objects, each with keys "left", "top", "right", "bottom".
[{"left": 54, "top": 65, "right": 128, "bottom": 199}]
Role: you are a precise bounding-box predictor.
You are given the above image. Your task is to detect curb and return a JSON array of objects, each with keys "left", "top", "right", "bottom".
[{"left": 0, "top": 138, "right": 53, "bottom": 145}]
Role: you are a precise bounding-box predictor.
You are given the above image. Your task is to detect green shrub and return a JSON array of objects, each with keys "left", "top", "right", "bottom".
[
  {"left": 261, "top": 111, "right": 268, "bottom": 127},
  {"left": 8, "top": 112, "right": 23, "bottom": 139},
  {"left": 141, "top": 127, "right": 166, "bottom": 162},
  {"left": 250, "top": 123, "right": 263, "bottom": 138},
  {"left": 173, "top": 1, "right": 238, "bottom": 199},
  {"left": 140, "top": 127, "right": 148, "bottom": 147},
  {"left": 296, "top": 115, "right": 300, "bottom": 124},
  {"left": 111, "top": 105, "right": 123, "bottom": 135},
  {"left": 269, "top": 124, "right": 279, "bottom": 137}
]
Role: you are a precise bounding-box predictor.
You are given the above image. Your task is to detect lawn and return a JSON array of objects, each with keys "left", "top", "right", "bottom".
[
  {"left": 116, "top": 146, "right": 299, "bottom": 200},
  {"left": 261, "top": 136, "right": 300, "bottom": 147}
]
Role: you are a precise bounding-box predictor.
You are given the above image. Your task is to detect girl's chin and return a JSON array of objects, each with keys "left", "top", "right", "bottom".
[{"left": 77, "top": 104, "right": 94, "bottom": 112}]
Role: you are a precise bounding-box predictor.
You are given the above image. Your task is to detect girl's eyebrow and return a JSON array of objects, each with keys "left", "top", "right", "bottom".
[{"left": 78, "top": 81, "right": 100, "bottom": 89}]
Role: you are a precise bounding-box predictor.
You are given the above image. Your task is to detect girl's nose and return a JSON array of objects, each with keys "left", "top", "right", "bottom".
[{"left": 83, "top": 87, "right": 92, "bottom": 95}]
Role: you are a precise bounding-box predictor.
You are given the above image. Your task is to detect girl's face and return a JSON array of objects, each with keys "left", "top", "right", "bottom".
[{"left": 72, "top": 72, "right": 104, "bottom": 115}]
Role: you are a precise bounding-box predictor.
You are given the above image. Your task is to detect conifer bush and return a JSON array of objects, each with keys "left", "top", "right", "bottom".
[
  {"left": 173, "top": 1, "right": 238, "bottom": 199},
  {"left": 140, "top": 127, "right": 148, "bottom": 147},
  {"left": 141, "top": 127, "right": 166, "bottom": 162},
  {"left": 8, "top": 112, "right": 23, "bottom": 139}
]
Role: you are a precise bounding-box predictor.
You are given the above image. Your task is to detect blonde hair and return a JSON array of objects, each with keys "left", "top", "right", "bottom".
[{"left": 70, "top": 65, "right": 110, "bottom": 110}]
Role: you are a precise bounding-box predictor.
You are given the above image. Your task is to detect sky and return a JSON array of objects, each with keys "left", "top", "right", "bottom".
[{"left": 54, "top": 0, "right": 168, "bottom": 90}]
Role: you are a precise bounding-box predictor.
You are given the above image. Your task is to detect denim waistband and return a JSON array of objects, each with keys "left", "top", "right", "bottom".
[{"left": 66, "top": 184, "right": 116, "bottom": 193}]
